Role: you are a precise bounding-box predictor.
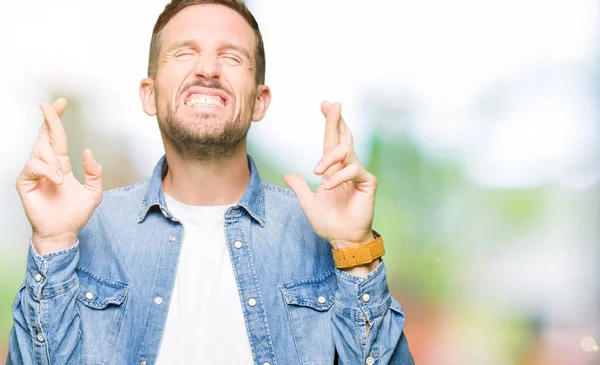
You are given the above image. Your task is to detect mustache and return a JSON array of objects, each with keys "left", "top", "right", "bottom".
[{"left": 178, "top": 79, "right": 233, "bottom": 100}]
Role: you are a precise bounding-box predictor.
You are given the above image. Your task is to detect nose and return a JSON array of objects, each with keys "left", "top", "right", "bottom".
[{"left": 193, "top": 52, "right": 221, "bottom": 80}]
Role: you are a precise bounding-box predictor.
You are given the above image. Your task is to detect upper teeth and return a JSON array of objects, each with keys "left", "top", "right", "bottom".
[{"left": 186, "top": 95, "right": 225, "bottom": 107}]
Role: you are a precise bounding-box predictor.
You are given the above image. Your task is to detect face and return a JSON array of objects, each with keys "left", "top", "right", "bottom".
[{"left": 140, "top": 4, "right": 271, "bottom": 162}]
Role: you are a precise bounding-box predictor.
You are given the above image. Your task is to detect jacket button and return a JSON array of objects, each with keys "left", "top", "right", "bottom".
[
  {"left": 35, "top": 273, "right": 42, "bottom": 282},
  {"left": 366, "top": 356, "right": 375, "bottom": 365},
  {"left": 37, "top": 333, "right": 45, "bottom": 342},
  {"left": 85, "top": 292, "right": 94, "bottom": 300},
  {"left": 318, "top": 296, "right": 326, "bottom": 304},
  {"left": 140, "top": 361, "right": 147, "bottom": 365},
  {"left": 169, "top": 235, "right": 176, "bottom": 242},
  {"left": 154, "top": 296, "right": 163, "bottom": 305},
  {"left": 362, "top": 293, "right": 371, "bottom": 303},
  {"left": 248, "top": 298, "right": 257, "bottom": 307},
  {"left": 263, "top": 362, "right": 271, "bottom": 365},
  {"left": 234, "top": 241, "right": 243, "bottom": 249}
]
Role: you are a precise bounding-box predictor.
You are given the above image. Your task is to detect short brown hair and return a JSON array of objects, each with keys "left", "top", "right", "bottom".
[{"left": 147, "top": 0, "right": 265, "bottom": 84}]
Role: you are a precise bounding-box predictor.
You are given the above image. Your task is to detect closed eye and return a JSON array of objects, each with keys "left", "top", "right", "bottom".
[
  {"left": 174, "top": 50, "right": 198, "bottom": 59},
  {"left": 220, "top": 53, "right": 242, "bottom": 65}
]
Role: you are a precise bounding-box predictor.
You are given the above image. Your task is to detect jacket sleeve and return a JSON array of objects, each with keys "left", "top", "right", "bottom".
[
  {"left": 7, "top": 242, "right": 81, "bottom": 365},
  {"left": 332, "top": 260, "right": 415, "bottom": 365}
]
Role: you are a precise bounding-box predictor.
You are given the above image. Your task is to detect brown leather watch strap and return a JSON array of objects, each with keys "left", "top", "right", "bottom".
[{"left": 332, "top": 234, "right": 385, "bottom": 269}]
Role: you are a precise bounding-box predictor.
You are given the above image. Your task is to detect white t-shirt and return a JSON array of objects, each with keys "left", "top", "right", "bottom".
[{"left": 155, "top": 194, "right": 254, "bottom": 365}]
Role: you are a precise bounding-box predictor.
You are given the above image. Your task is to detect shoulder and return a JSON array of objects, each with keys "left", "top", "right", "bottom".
[
  {"left": 262, "top": 180, "right": 297, "bottom": 199},
  {"left": 261, "top": 180, "right": 301, "bottom": 213},
  {"left": 102, "top": 178, "right": 150, "bottom": 199},
  {"left": 84, "top": 178, "right": 151, "bottom": 228},
  {"left": 260, "top": 180, "right": 310, "bottom": 228},
  {"left": 259, "top": 180, "right": 335, "bottom": 271},
  {"left": 99, "top": 178, "right": 150, "bottom": 209}
]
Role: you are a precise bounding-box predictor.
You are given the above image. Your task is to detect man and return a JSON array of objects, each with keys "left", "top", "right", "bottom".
[{"left": 8, "top": 0, "right": 414, "bottom": 364}]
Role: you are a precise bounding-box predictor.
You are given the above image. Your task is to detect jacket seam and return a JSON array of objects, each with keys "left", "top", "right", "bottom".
[
  {"left": 281, "top": 290, "right": 304, "bottom": 365},
  {"left": 240, "top": 226, "right": 278, "bottom": 364},
  {"left": 280, "top": 269, "right": 337, "bottom": 289},
  {"left": 103, "top": 178, "right": 150, "bottom": 195},
  {"left": 262, "top": 182, "right": 296, "bottom": 198}
]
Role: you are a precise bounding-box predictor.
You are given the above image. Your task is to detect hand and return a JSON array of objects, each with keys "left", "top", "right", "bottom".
[
  {"left": 16, "top": 98, "right": 103, "bottom": 255},
  {"left": 284, "top": 101, "right": 377, "bottom": 250}
]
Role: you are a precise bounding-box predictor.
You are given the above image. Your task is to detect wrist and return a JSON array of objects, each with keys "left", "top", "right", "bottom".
[
  {"left": 331, "top": 231, "right": 384, "bottom": 274},
  {"left": 330, "top": 232, "right": 375, "bottom": 250},
  {"left": 32, "top": 232, "right": 78, "bottom": 255},
  {"left": 340, "top": 258, "right": 380, "bottom": 277}
]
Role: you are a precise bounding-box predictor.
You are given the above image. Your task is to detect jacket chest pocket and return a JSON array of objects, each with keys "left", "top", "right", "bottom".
[
  {"left": 280, "top": 271, "right": 337, "bottom": 365},
  {"left": 75, "top": 267, "right": 129, "bottom": 365}
]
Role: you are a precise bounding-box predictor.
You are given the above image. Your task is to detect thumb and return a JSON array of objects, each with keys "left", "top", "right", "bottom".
[
  {"left": 284, "top": 173, "right": 313, "bottom": 208},
  {"left": 82, "top": 149, "right": 103, "bottom": 196}
]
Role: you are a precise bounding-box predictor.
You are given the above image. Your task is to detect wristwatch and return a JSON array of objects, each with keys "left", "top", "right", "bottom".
[{"left": 332, "top": 231, "right": 385, "bottom": 269}]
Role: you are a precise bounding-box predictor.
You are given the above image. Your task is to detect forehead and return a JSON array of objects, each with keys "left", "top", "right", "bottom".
[{"left": 160, "top": 4, "right": 255, "bottom": 53}]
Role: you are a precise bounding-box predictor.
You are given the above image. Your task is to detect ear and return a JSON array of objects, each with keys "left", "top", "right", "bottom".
[
  {"left": 252, "top": 84, "right": 271, "bottom": 122},
  {"left": 139, "top": 77, "right": 157, "bottom": 116}
]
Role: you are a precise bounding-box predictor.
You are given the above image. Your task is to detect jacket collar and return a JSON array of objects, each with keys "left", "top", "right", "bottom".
[{"left": 137, "top": 154, "right": 266, "bottom": 227}]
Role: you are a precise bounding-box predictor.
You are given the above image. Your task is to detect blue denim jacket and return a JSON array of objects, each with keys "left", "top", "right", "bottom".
[{"left": 8, "top": 155, "right": 414, "bottom": 365}]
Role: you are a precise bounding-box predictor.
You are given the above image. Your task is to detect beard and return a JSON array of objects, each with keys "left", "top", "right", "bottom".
[{"left": 156, "top": 81, "right": 254, "bottom": 163}]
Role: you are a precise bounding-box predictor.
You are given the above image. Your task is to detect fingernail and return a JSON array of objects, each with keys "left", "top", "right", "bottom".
[
  {"left": 56, "top": 169, "right": 64, "bottom": 182},
  {"left": 314, "top": 162, "right": 323, "bottom": 172}
]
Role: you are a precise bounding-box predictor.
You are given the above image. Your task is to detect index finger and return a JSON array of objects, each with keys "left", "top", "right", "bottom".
[
  {"left": 40, "top": 100, "right": 69, "bottom": 156},
  {"left": 323, "top": 102, "right": 354, "bottom": 149},
  {"left": 38, "top": 98, "right": 68, "bottom": 140},
  {"left": 323, "top": 101, "right": 341, "bottom": 154},
  {"left": 339, "top": 116, "right": 354, "bottom": 148}
]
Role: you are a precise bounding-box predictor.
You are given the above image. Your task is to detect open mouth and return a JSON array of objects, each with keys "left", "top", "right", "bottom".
[
  {"left": 185, "top": 94, "right": 226, "bottom": 107},
  {"left": 183, "top": 86, "right": 229, "bottom": 108}
]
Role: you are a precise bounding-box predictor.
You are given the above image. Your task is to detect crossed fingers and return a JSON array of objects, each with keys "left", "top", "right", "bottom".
[
  {"left": 25, "top": 98, "right": 69, "bottom": 185},
  {"left": 314, "top": 101, "right": 373, "bottom": 190}
]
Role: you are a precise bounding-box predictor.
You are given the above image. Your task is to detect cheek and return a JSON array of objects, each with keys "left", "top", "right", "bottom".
[
  {"left": 158, "top": 63, "right": 194, "bottom": 99},
  {"left": 233, "top": 89, "right": 255, "bottom": 115},
  {"left": 225, "top": 66, "right": 255, "bottom": 91},
  {"left": 230, "top": 78, "right": 257, "bottom": 105},
  {"left": 155, "top": 86, "right": 177, "bottom": 111}
]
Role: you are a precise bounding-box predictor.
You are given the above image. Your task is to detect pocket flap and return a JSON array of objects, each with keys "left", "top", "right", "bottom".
[
  {"left": 280, "top": 270, "right": 337, "bottom": 311},
  {"left": 75, "top": 267, "right": 129, "bottom": 309}
]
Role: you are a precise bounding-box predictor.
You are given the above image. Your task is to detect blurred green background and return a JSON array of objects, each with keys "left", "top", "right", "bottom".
[{"left": 1, "top": 0, "right": 599, "bottom": 364}]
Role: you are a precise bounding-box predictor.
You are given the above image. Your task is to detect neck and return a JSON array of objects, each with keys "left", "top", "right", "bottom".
[{"left": 161, "top": 141, "right": 250, "bottom": 206}]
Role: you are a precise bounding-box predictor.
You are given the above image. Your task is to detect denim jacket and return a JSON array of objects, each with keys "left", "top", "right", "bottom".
[{"left": 8, "top": 155, "right": 414, "bottom": 365}]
